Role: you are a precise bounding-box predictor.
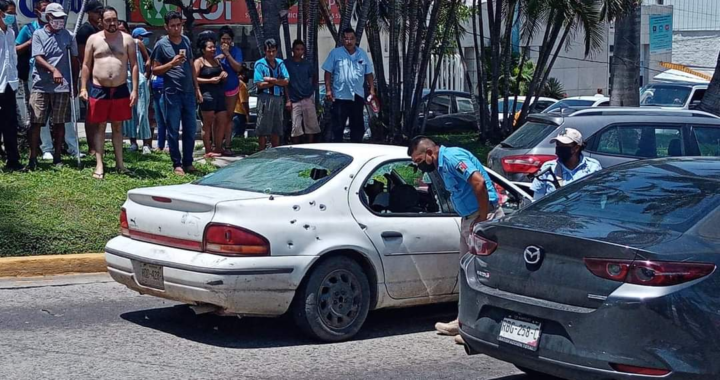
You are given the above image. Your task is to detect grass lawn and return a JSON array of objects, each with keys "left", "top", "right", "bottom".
[{"left": 0, "top": 133, "right": 492, "bottom": 257}]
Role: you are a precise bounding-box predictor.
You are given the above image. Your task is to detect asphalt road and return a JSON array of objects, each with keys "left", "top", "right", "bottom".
[{"left": 0, "top": 274, "right": 533, "bottom": 380}]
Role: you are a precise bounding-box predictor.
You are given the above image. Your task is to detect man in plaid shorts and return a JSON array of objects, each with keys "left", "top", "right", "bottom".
[{"left": 26, "top": 2, "right": 78, "bottom": 170}]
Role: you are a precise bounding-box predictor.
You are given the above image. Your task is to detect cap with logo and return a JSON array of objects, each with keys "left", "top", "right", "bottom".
[{"left": 550, "top": 128, "right": 583, "bottom": 145}]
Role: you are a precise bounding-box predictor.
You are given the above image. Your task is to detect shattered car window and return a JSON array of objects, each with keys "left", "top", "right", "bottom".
[{"left": 195, "top": 148, "right": 353, "bottom": 195}]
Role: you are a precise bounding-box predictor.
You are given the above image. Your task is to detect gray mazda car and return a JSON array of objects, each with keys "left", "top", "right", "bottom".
[{"left": 459, "top": 157, "right": 720, "bottom": 379}]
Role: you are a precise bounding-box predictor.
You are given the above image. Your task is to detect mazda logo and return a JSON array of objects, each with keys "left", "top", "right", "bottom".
[{"left": 524, "top": 246, "right": 543, "bottom": 265}]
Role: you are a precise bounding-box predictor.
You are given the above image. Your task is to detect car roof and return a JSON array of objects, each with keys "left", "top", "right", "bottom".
[
  {"left": 281, "top": 143, "right": 408, "bottom": 161},
  {"left": 421, "top": 89, "right": 471, "bottom": 97},
  {"left": 500, "top": 96, "right": 557, "bottom": 102},
  {"left": 559, "top": 96, "right": 609, "bottom": 101},
  {"left": 644, "top": 82, "right": 709, "bottom": 89},
  {"left": 614, "top": 157, "right": 720, "bottom": 176}
]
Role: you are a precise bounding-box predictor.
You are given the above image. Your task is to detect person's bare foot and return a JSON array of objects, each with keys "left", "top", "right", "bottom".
[
  {"left": 116, "top": 167, "right": 131, "bottom": 175},
  {"left": 92, "top": 171, "right": 104, "bottom": 180},
  {"left": 174, "top": 167, "right": 185, "bottom": 176}
]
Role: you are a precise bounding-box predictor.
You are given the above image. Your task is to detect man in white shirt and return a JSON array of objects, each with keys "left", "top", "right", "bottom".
[{"left": 0, "top": 0, "right": 21, "bottom": 171}]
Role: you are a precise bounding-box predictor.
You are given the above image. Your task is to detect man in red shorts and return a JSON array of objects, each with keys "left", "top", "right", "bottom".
[{"left": 79, "top": 6, "right": 137, "bottom": 179}]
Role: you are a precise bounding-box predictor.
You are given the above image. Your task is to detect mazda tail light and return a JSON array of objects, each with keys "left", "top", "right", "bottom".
[
  {"left": 120, "top": 208, "right": 130, "bottom": 237},
  {"left": 501, "top": 155, "right": 556, "bottom": 174},
  {"left": 204, "top": 224, "right": 270, "bottom": 256},
  {"left": 584, "top": 258, "right": 715, "bottom": 286},
  {"left": 610, "top": 363, "right": 670, "bottom": 376},
  {"left": 468, "top": 234, "right": 498, "bottom": 256}
]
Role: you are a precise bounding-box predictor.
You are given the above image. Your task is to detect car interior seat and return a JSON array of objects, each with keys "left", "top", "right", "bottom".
[{"left": 668, "top": 139, "right": 682, "bottom": 157}]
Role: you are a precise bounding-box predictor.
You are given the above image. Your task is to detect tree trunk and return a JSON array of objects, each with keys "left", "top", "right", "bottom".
[
  {"left": 246, "top": 0, "right": 264, "bottom": 54},
  {"left": 536, "top": 23, "right": 572, "bottom": 109},
  {"left": 699, "top": 51, "right": 720, "bottom": 115},
  {"left": 355, "top": 0, "right": 372, "bottom": 44},
  {"left": 389, "top": 0, "right": 400, "bottom": 138},
  {"left": 306, "top": 0, "right": 318, "bottom": 64},
  {"left": 517, "top": 12, "right": 561, "bottom": 127},
  {"left": 298, "top": 0, "right": 304, "bottom": 42},
  {"left": 500, "top": 0, "right": 517, "bottom": 135},
  {"left": 340, "top": 0, "right": 356, "bottom": 33},
  {"left": 610, "top": 3, "right": 641, "bottom": 107},
  {"left": 281, "top": 0, "right": 292, "bottom": 58},
  {"left": 262, "top": 0, "right": 282, "bottom": 56},
  {"left": 472, "top": 0, "right": 489, "bottom": 137},
  {"left": 319, "top": 0, "right": 340, "bottom": 45},
  {"left": 487, "top": 0, "right": 503, "bottom": 140}
]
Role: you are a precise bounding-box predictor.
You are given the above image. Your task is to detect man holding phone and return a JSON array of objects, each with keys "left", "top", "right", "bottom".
[{"left": 151, "top": 11, "right": 202, "bottom": 175}]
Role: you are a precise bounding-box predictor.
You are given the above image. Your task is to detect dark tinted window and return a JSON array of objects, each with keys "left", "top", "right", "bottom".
[
  {"left": 195, "top": 148, "right": 353, "bottom": 195},
  {"left": 501, "top": 122, "right": 558, "bottom": 149},
  {"left": 595, "top": 126, "right": 682, "bottom": 158},
  {"left": 428, "top": 95, "right": 452, "bottom": 115},
  {"left": 528, "top": 162, "right": 720, "bottom": 231},
  {"left": 694, "top": 127, "right": 720, "bottom": 156}
]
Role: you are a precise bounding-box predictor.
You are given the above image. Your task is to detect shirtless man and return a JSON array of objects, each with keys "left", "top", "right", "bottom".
[{"left": 79, "top": 6, "right": 137, "bottom": 179}]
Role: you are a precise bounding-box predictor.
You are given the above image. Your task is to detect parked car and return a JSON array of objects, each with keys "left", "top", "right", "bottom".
[
  {"left": 487, "top": 108, "right": 720, "bottom": 182},
  {"left": 496, "top": 96, "right": 558, "bottom": 125},
  {"left": 419, "top": 90, "right": 477, "bottom": 134},
  {"left": 640, "top": 82, "right": 708, "bottom": 110},
  {"left": 459, "top": 157, "right": 720, "bottom": 379},
  {"left": 543, "top": 95, "right": 609, "bottom": 113},
  {"left": 105, "top": 144, "right": 531, "bottom": 342}
]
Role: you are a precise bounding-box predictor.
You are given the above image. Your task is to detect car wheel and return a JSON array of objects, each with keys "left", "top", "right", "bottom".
[
  {"left": 292, "top": 257, "right": 371, "bottom": 342},
  {"left": 515, "top": 366, "right": 561, "bottom": 379}
]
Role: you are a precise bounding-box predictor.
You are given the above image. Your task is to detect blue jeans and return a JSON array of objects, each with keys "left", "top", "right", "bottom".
[
  {"left": 152, "top": 88, "right": 167, "bottom": 150},
  {"left": 163, "top": 90, "right": 197, "bottom": 168}
]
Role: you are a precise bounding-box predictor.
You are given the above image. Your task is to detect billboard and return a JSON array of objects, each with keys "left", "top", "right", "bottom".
[
  {"left": 649, "top": 13, "right": 673, "bottom": 55},
  {"left": 129, "top": 0, "right": 341, "bottom": 27}
]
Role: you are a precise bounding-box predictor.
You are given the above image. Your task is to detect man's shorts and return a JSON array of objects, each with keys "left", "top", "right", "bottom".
[
  {"left": 29, "top": 92, "right": 71, "bottom": 125},
  {"left": 87, "top": 83, "right": 132, "bottom": 123},
  {"left": 291, "top": 97, "right": 321, "bottom": 138},
  {"left": 255, "top": 93, "right": 285, "bottom": 136}
]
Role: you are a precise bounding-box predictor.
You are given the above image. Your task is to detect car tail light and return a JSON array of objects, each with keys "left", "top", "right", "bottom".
[
  {"left": 120, "top": 208, "right": 130, "bottom": 237},
  {"left": 204, "top": 224, "right": 270, "bottom": 256},
  {"left": 610, "top": 363, "right": 670, "bottom": 376},
  {"left": 584, "top": 258, "right": 715, "bottom": 286},
  {"left": 468, "top": 234, "right": 498, "bottom": 256},
  {"left": 501, "top": 155, "right": 556, "bottom": 174}
]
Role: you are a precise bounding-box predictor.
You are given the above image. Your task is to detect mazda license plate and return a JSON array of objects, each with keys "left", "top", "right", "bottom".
[
  {"left": 137, "top": 263, "right": 164, "bottom": 290},
  {"left": 498, "top": 317, "right": 541, "bottom": 351}
]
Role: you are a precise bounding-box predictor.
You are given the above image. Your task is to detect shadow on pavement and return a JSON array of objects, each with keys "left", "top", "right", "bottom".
[{"left": 120, "top": 302, "right": 458, "bottom": 349}]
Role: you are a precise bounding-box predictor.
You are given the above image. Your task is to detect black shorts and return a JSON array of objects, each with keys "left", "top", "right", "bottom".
[{"left": 200, "top": 88, "right": 226, "bottom": 113}]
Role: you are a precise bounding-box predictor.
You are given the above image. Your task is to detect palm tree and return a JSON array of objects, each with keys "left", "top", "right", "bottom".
[
  {"left": 262, "top": 0, "right": 283, "bottom": 55},
  {"left": 245, "top": 0, "right": 264, "bottom": 54},
  {"left": 609, "top": 0, "right": 641, "bottom": 106}
]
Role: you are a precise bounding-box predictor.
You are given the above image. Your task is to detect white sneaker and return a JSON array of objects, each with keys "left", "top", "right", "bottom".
[
  {"left": 42, "top": 152, "right": 54, "bottom": 161},
  {"left": 142, "top": 146, "right": 151, "bottom": 155}
]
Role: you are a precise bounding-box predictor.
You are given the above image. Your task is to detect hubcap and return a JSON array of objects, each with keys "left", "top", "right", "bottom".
[{"left": 317, "top": 269, "right": 362, "bottom": 330}]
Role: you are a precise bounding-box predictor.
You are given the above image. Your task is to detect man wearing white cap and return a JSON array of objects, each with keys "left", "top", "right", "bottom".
[
  {"left": 530, "top": 127, "right": 602, "bottom": 201},
  {"left": 26, "top": 2, "right": 78, "bottom": 170}
]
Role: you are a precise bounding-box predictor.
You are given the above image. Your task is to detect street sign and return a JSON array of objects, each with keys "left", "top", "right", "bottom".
[{"left": 649, "top": 14, "right": 673, "bottom": 55}]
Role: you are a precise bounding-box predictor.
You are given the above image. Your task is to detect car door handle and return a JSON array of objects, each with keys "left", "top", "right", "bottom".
[{"left": 381, "top": 231, "right": 403, "bottom": 239}]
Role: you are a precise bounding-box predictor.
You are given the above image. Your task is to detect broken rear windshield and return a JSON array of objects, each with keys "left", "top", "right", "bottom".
[{"left": 195, "top": 148, "right": 353, "bottom": 195}]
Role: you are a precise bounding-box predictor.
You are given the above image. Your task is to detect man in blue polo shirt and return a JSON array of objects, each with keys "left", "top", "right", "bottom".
[
  {"left": 408, "top": 135, "right": 503, "bottom": 344},
  {"left": 254, "top": 38, "right": 289, "bottom": 150},
  {"left": 531, "top": 128, "right": 602, "bottom": 200},
  {"left": 322, "top": 27, "right": 374, "bottom": 143}
]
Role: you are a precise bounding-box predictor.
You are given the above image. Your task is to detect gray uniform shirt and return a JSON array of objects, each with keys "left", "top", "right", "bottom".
[{"left": 31, "top": 27, "right": 77, "bottom": 93}]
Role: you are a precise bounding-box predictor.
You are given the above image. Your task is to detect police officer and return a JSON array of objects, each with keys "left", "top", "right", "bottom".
[
  {"left": 531, "top": 128, "right": 602, "bottom": 200},
  {"left": 408, "top": 136, "right": 503, "bottom": 345}
]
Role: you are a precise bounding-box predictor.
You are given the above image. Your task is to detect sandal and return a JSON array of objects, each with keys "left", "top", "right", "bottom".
[
  {"left": 92, "top": 171, "right": 105, "bottom": 180},
  {"left": 116, "top": 167, "right": 131, "bottom": 175}
]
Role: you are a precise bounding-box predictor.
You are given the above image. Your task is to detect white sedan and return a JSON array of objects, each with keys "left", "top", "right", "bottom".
[{"left": 105, "top": 144, "right": 531, "bottom": 342}]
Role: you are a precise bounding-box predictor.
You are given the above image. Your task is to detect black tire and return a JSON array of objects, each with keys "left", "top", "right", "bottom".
[
  {"left": 515, "top": 366, "right": 563, "bottom": 379},
  {"left": 292, "top": 257, "right": 371, "bottom": 342}
]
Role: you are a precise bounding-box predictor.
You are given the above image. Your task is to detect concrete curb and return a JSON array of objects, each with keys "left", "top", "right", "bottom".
[{"left": 0, "top": 253, "right": 107, "bottom": 278}]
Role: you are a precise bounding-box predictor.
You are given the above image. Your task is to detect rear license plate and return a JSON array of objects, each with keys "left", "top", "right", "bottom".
[
  {"left": 137, "top": 263, "right": 164, "bottom": 290},
  {"left": 498, "top": 317, "right": 542, "bottom": 351}
]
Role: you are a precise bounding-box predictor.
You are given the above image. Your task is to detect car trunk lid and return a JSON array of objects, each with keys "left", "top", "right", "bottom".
[
  {"left": 477, "top": 219, "right": 640, "bottom": 309},
  {"left": 124, "top": 184, "right": 268, "bottom": 251}
]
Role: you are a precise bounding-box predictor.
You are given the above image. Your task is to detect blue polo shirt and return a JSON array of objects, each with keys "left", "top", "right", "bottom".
[
  {"left": 321, "top": 46, "right": 373, "bottom": 100},
  {"left": 438, "top": 146, "right": 499, "bottom": 217},
  {"left": 254, "top": 57, "right": 289, "bottom": 97},
  {"left": 530, "top": 154, "right": 602, "bottom": 200}
]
